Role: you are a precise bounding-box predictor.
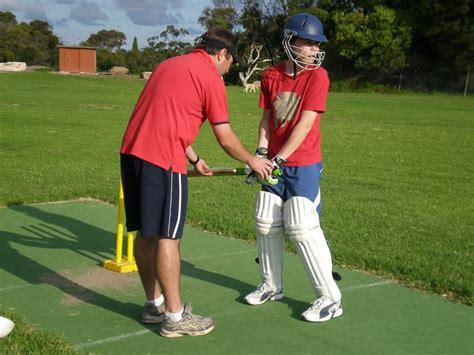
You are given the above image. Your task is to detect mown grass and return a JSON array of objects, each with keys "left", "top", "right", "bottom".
[
  {"left": 1, "top": 71, "right": 473, "bottom": 310},
  {"left": 0, "top": 304, "right": 77, "bottom": 354}
]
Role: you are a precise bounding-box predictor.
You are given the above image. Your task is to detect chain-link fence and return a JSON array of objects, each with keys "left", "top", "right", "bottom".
[{"left": 384, "top": 70, "right": 472, "bottom": 96}]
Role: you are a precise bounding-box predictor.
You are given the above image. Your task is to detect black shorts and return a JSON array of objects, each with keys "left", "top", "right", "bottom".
[{"left": 120, "top": 154, "right": 188, "bottom": 239}]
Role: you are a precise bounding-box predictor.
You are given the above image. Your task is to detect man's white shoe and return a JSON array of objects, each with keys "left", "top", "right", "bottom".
[
  {"left": 244, "top": 282, "right": 283, "bottom": 305},
  {"left": 301, "top": 297, "right": 343, "bottom": 322}
]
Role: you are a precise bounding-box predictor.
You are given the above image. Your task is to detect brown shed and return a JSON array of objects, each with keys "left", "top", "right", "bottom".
[{"left": 58, "top": 46, "right": 96, "bottom": 74}]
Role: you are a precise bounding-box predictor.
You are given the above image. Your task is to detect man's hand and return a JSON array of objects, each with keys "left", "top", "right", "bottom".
[
  {"left": 245, "top": 147, "right": 268, "bottom": 184},
  {"left": 193, "top": 158, "right": 213, "bottom": 176},
  {"left": 247, "top": 154, "right": 272, "bottom": 182}
]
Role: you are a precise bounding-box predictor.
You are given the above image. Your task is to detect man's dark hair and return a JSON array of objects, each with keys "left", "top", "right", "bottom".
[{"left": 197, "top": 28, "right": 237, "bottom": 55}]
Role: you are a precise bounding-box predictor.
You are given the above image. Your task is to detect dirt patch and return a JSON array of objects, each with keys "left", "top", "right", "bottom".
[{"left": 40, "top": 265, "right": 139, "bottom": 305}]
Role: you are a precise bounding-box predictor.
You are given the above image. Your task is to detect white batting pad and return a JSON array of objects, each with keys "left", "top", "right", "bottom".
[
  {"left": 255, "top": 191, "right": 285, "bottom": 292},
  {"left": 284, "top": 196, "right": 341, "bottom": 301}
]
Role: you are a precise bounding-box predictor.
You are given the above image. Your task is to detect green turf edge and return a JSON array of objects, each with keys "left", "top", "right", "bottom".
[{"left": 0, "top": 304, "right": 77, "bottom": 354}]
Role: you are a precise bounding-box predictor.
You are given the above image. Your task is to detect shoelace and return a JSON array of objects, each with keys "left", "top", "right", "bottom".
[
  {"left": 309, "top": 298, "right": 327, "bottom": 310},
  {"left": 256, "top": 283, "right": 271, "bottom": 294},
  {"left": 182, "top": 305, "right": 204, "bottom": 321}
]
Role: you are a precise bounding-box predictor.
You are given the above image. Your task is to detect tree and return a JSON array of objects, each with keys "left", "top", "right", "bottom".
[
  {"left": 334, "top": 0, "right": 473, "bottom": 77},
  {"left": 198, "top": 6, "right": 239, "bottom": 31},
  {"left": 238, "top": 44, "right": 271, "bottom": 86},
  {"left": 387, "top": 0, "right": 473, "bottom": 73},
  {"left": 0, "top": 19, "right": 60, "bottom": 66},
  {"left": 82, "top": 30, "right": 126, "bottom": 51},
  {"left": 239, "top": 2, "right": 287, "bottom": 65},
  {"left": 0, "top": 11, "right": 17, "bottom": 36},
  {"left": 132, "top": 36, "right": 139, "bottom": 52},
  {"left": 147, "top": 25, "right": 192, "bottom": 58},
  {"left": 333, "top": 6, "right": 411, "bottom": 77}
]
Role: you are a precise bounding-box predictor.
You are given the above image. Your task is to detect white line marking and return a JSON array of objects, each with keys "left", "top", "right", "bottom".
[
  {"left": 75, "top": 329, "right": 153, "bottom": 349},
  {"left": 75, "top": 307, "right": 258, "bottom": 349},
  {"left": 0, "top": 284, "right": 34, "bottom": 292},
  {"left": 74, "top": 280, "right": 393, "bottom": 349},
  {"left": 342, "top": 281, "right": 392, "bottom": 291}
]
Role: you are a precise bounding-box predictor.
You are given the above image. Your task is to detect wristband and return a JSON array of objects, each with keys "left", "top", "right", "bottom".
[
  {"left": 273, "top": 154, "right": 286, "bottom": 166},
  {"left": 255, "top": 147, "right": 268, "bottom": 157},
  {"left": 188, "top": 156, "right": 200, "bottom": 166}
]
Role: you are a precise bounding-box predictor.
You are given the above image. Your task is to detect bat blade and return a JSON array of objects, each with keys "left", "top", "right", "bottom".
[{"left": 187, "top": 167, "right": 247, "bottom": 177}]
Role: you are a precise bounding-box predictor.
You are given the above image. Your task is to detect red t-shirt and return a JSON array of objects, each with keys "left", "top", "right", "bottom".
[
  {"left": 259, "top": 63, "right": 329, "bottom": 166},
  {"left": 120, "top": 49, "right": 229, "bottom": 173}
]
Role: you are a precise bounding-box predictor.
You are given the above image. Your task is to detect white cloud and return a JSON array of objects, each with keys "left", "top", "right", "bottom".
[
  {"left": 114, "top": 0, "right": 184, "bottom": 26},
  {"left": 23, "top": 1, "right": 50, "bottom": 22},
  {"left": 55, "top": 0, "right": 77, "bottom": 4},
  {"left": 70, "top": 0, "right": 108, "bottom": 25},
  {"left": 0, "top": 0, "right": 22, "bottom": 11},
  {"left": 55, "top": 17, "right": 69, "bottom": 26}
]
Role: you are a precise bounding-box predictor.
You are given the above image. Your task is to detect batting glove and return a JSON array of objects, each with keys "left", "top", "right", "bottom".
[{"left": 260, "top": 154, "right": 285, "bottom": 185}]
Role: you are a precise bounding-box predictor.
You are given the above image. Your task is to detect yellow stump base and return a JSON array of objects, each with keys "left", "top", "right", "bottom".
[{"left": 103, "top": 259, "right": 138, "bottom": 273}]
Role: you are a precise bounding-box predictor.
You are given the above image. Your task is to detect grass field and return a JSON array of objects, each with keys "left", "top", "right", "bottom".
[
  {"left": 0, "top": 305, "right": 76, "bottom": 353},
  {"left": 0, "top": 71, "right": 472, "bottom": 311}
]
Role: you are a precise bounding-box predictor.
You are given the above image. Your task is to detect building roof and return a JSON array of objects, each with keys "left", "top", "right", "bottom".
[{"left": 57, "top": 45, "right": 97, "bottom": 50}]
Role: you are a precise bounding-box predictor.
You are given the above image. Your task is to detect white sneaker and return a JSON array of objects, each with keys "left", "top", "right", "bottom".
[
  {"left": 301, "top": 297, "right": 343, "bottom": 322},
  {"left": 244, "top": 282, "right": 283, "bottom": 305}
]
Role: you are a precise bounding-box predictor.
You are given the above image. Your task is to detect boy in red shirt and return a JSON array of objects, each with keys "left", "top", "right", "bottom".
[{"left": 244, "top": 13, "right": 343, "bottom": 322}]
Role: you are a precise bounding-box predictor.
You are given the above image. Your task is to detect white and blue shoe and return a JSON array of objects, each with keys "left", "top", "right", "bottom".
[
  {"left": 244, "top": 282, "right": 284, "bottom": 305},
  {"left": 301, "top": 297, "right": 343, "bottom": 322}
]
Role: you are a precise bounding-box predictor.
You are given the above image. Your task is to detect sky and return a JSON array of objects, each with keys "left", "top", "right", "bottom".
[{"left": 0, "top": 0, "right": 214, "bottom": 49}]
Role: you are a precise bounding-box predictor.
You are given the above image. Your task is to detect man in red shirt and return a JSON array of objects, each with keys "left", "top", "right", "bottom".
[
  {"left": 244, "top": 13, "right": 343, "bottom": 322},
  {"left": 120, "top": 28, "right": 272, "bottom": 337}
]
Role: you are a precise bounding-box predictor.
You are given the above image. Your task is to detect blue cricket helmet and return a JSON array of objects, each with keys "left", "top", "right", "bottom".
[
  {"left": 282, "top": 13, "right": 328, "bottom": 70},
  {"left": 284, "top": 13, "right": 328, "bottom": 43}
]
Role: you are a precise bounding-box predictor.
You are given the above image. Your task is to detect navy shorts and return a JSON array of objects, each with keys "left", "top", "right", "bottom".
[
  {"left": 120, "top": 154, "right": 188, "bottom": 239},
  {"left": 263, "top": 162, "right": 324, "bottom": 215}
]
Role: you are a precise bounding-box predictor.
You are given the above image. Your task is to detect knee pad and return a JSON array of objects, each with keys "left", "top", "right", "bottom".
[
  {"left": 284, "top": 196, "right": 321, "bottom": 242},
  {"left": 255, "top": 191, "right": 284, "bottom": 234},
  {"left": 254, "top": 191, "right": 285, "bottom": 291},
  {"left": 284, "top": 196, "right": 341, "bottom": 301}
]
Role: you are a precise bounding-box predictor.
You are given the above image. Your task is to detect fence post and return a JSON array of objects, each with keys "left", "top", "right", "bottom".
[
  {"left": 464, "top": 70, "right": 470, "bottom": 97},
  {"left": 398, "top": 68, "right": 403, "bottom": 92}
]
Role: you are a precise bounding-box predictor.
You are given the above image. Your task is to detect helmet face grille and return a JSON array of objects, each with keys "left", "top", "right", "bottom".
[{"left": 282, "top": 33, "right": 325, "bottom": 70}]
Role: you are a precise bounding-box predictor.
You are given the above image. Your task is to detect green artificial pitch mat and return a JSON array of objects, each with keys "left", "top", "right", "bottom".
[{"left": 0, "top": 201, "right": 472, "bottom": 354}]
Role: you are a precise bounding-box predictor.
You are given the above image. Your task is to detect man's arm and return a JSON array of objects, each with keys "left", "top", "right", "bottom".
[
  {"left": 185, "top": 146, "right": 199, "bottom": 163},
  {"left": 211, "top": 123, "right": 272, "bottom": 179},
  {"left": 185, "top": 145, "right": 212, "bottom": 176},
  {"left": 277, "top": 110, "right": 318, "bottom": 160}
]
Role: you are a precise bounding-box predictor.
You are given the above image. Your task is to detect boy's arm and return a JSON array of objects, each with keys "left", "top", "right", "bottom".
[
  {"left": 257, "top": 109, "right": 271, "bottom": 149},
  {"left": 276, "top": 110, "right": 318, "bottom": 160}
]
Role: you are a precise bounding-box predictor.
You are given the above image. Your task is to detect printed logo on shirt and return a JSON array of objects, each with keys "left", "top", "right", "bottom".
[{"left": 273, "top": 91, "right": 301, "bottom": 127}]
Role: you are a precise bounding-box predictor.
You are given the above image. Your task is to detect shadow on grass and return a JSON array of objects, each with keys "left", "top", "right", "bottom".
[
  {"left": 181, "top": 261, "right": 310, "bottom": 319},
  {"left": 2, "top": 204, "right": 309, "bottom": 320}
]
